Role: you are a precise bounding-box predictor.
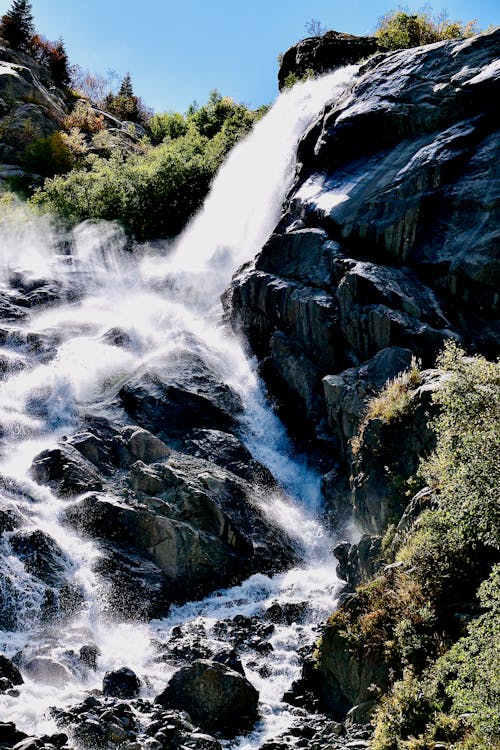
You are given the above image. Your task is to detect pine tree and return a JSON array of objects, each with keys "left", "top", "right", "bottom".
[
  {"left": 0, "top": 0, "right": 35, "bottom": 52},
  {"left": 118, "top": 72, "right": 134, "bottom": 98},
  {"left": 48, "top": 37, "right": 70, "bottom": 87}
]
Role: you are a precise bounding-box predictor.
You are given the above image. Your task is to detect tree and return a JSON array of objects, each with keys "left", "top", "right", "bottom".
[
  {"left": 0, "top": 0, "right": 35, "bottom": 52},
  {"left": 48, "top": 38, "right": 70, "bottom": 87},
  {"left": 305, "top": 18, "right": 326, "bottom": 37},
  {"left": 119, "top": 72, "right": 134, "bottom": 98}
]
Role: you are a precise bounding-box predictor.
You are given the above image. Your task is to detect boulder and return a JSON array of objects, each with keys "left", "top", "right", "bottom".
[
  {"left": 122, "top": 426, "right": 170, "bottom": 463},
  {"left": 29, "top": 444, "right": 103, "bottom": 496},
  {"left": 155, "top": 659, "right": 259, "bottom": 736},
  {"left": 102, "top": 667, "right": 141, "bottom": 698},
  {"left": 119, "top": 352, "right": 242, "bottom": 440},
  {"left": 0, "top": 654, "right": 23, "bottom": 692},
  {"left": 278, "top": 31, "right": 379, "bottom": 90},
  {"left": 9, "top": 529, "right": 68, "bottom": 587},
  {"left": 22, "top": 657, "right": 73, "bottom": 687}
]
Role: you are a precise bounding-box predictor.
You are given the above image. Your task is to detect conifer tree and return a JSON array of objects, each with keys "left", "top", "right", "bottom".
[
  {"left": 0, "top": 0, "right": 35, "bottom": 52},
  {"left": 118, "top": 73, "right": 134, "bottom": 98},
  {"left": 48, "top": 37, "right": 70, "bottom": 87}
]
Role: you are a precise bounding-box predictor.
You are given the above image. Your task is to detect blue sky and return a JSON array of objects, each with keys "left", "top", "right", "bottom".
[{"left": 2, "top": 0, "right": 498, "bottom": 112}]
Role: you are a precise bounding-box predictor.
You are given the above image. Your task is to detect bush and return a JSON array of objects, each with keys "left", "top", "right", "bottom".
[
  {"left": 22, "top": 131, "right": 74, "bottom": 176},
  {"left": 31, "top": 93, "right": 259, "bottom": 240},
  {"left": 147, "top": 111, "right": 188, "bottom": 145},
  {"left": 366, "top": 359, "right": 421, "bottom": 424},
  {"left": 375, "top": 7, "right": 479, "bottom": 50},
  {"left": 63, "top": 101, "right": 105, "bottom": 134}
]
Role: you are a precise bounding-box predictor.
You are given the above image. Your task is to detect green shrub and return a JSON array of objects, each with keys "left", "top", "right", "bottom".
[
  {"left": 22, "top": 131, "right": 74, "bottom": 176},
  {"left": 31, "top": 93, "right": 259, "bottom": 240},
  {"left": 375, "top": 7, "right": 479, "bottom": 50},
  {"left": 147, "top": 111, "right": 188, "bottom": 144}
]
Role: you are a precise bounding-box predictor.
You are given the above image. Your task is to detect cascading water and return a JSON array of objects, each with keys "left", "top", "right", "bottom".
[{"left": 0, "top": 67, "right": 358, "bottom": 746}]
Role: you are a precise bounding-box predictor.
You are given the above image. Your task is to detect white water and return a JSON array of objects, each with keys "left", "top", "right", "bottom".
[{"left": 0, "top": 68, "right": 357, "bottom": 745}]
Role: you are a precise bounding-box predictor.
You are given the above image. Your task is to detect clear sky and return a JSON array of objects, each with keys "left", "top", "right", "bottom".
[{"left": 1, "top": 0, "right": 498, "bottom": 113}]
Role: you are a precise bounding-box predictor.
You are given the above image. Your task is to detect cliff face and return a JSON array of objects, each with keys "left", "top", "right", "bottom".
[
  {"left": 229, "top": 29, "right": 500, "bottom": 534},
  {"left": 0, "top": 44, "right": 68, "bottom": 166}
]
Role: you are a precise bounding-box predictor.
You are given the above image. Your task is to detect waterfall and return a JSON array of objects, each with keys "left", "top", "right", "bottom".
[{"left": 0, "top": 67, "right": 358, "bottom": 746}]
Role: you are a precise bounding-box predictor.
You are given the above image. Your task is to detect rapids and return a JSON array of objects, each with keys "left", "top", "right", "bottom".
[{"left": 0, "top": 67, "right": 358, "bottom": 747}]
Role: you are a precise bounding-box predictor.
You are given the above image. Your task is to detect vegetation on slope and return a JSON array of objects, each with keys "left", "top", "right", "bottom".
[
  {"left": 0, "top": 0, "right": 262, "bottom": 240},
  {"left": 29, "top": 92, "right": 261, "bottom": 240},
  {"left": 322, "top": 343, "right": 500, "bottom": 748},
  {"left": 374, "top": 7, "right": 479, "bottom": 50}
]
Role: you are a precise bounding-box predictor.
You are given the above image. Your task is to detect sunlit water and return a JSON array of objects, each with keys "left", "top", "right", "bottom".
[{"left": 0, "top": 68, "right": 358, "bottom": 745}]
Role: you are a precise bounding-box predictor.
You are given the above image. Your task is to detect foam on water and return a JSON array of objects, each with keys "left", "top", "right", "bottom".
[{"left": 0, "top": 68, "right": 359, "bottom": 743}]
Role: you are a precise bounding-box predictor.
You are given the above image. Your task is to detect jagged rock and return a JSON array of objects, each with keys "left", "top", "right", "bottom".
[
  {"left": 9, "top": 530, "right": 68, "bottom": 587},
  {"left": 278, "top": 31, "right": 379, "bottom": 90},
  {"left": 155, "top": 659, "right": 259, "bottom": 736},
  {"left": 119, "top": 352, "right": 242, "bottom": 440},
  {"left": 334, "top": 535, "right": 383, "bottom": 590},
  {"left": 183, "top": 428, "right": 274, "bottom": 485},
  {"left": 323, "top": 347, "right": 414, "bottom": 453},
  {"left": 102, "top": 667, "right": 141, "bottom": 698},
  {"left": 29, "top": 444, "right": 103, "bottom": 496},
  {"left": 351, "top": 369, "right": 443, "bottom": 533},
  {"left": 228, "top": 30, "right": 500, "bottom": 507},
  {"left": 0, "top": 654, "right": 23, "bottom": 693}
]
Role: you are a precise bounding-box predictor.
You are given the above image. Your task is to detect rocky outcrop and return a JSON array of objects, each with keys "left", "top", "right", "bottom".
[
  {"left": 229, "top": 30, "right": 500, "bottom": 534},
  {"left": 155, "top": 659, "right": 259, "bottom": 737},
  {"left": 278, "top": 31, "right": 379, "bottom": 90},
  {"left": 0, "top": 44, "right": 67, "bottom": 164}
]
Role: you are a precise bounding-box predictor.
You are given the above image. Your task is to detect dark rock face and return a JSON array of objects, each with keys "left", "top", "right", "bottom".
[
  {"left": 229, "top": 30, "right": 500, "bottom": 535},
  {"left": 278, "top": 31, "right": 379, "bottom": 90},
  {"left": 102, "top": 667, "right": 141, "bottom": 698},
  {"left": 0, "top": 654, "right": 23, "bottom": 693},
  {"left": 155, "top": 659, "right": 259, "bottom": 736},
  {"left": 119, "top": 353, "right": 242, "bottom": 440},
  {"left": 30, "top": 445, "right": 103, "bottom": 496}
]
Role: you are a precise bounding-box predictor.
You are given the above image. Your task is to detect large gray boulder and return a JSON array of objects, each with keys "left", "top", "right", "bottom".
[{"left": 155, "top": 659, "right": 259, "bottom": 736}]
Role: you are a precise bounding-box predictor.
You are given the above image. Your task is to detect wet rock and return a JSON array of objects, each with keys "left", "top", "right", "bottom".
[
  {"left": 23, "top": 657, "right": 73, "bottom": 687},
  {"left": 228, "top": 30, "right": 500, "bottom": 515},
  {"left": 155, "top": 659, "right": 259, "bottom": 736},
  {"left": 122, "top": 427, "right": 170, "bottom": 464},
  {"left": 66, "top": 432, "right": 114, "bottom": 473},
  {"left": 102, "top": 667, "right": 141, "bottom": 698},
  {"left": 79, "top": 644, "right": 100, "bottom": 671},
  {"left": 30, "top": 445, "right": 103, "bottom": 496},
  {"left": 0, "top": 723, "right": 28, "bottom": 746},
  {"left": 265, "top": 601, "right": 308, "bottom": 625},
  {"left": 119, "top": 352, "right": 242, "bottom": 440},
  {"left": 0, "top": 655, "right": 23, "bottom": 692},
  {"left": 9, "top": 530, "right": 68, "bottom": 588},
  {"left": 183, "top": 428, "right": 274, "bottom": 485},
  {"left": 212, "top": 648, "right": 245, "bottom": 676},
  {"left": 94, "top": 545, "right": 172, "bottom": 620}
]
